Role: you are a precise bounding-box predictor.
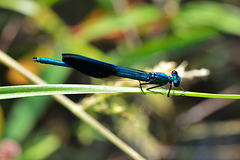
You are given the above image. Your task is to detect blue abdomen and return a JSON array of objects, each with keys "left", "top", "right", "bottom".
[{"left": 114, "top": 66, "right": 149, "bottom": 81}]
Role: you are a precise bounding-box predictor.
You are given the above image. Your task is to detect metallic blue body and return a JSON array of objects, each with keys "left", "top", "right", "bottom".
[
  {"left": 34, "top": 57, "right": 70, "bottom": 68},
  {"left": 33, "top": 53, "right": 181, "bottom": 96}
]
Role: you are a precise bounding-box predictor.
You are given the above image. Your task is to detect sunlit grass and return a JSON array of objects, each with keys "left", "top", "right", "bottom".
[{"left": 1, "top": 84, "right": 240, "bottom": 100}]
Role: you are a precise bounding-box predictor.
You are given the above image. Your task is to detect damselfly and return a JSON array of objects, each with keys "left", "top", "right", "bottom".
[{"left": 33, "top": 54, "right": 181, "bottom": 96}]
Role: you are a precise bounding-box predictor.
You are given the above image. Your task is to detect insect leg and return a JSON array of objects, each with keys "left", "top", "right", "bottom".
[
  {"left": 139, "top": 81, "right": 151, "bottom": 95},
  {"left": 146, "top": 85, "right": 164, "bottom": 95}
]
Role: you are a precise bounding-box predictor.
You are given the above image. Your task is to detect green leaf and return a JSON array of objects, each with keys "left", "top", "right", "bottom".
[{"left": 1, "top": 84, "right": 240, "bottom": 100}]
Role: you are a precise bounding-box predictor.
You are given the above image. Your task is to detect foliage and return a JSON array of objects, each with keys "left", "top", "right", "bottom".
[{"left": 1, "top": 0, "right": 240, "bottom": 160}]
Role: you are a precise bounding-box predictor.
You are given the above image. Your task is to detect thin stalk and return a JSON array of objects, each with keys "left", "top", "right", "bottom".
[{"left": 0, "top": 50, "right": 146, "bottom": 160}]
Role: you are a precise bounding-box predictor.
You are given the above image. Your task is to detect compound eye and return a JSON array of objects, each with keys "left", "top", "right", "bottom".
[
  {"left": 172, "top": 70, "right": 178, "bottom": 76},
  {"left": 172, "top": 70, "right": 180, "bottom": 87}
]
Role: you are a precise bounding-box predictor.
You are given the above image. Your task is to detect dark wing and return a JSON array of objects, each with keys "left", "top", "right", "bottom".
[{"left": 62, "top": 53, "right": 117, "bottom": 78}]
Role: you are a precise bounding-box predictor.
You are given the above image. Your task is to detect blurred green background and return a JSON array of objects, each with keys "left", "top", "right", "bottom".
[{"left": 1, "top": 0, "right": 240, "bottom": 159}]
